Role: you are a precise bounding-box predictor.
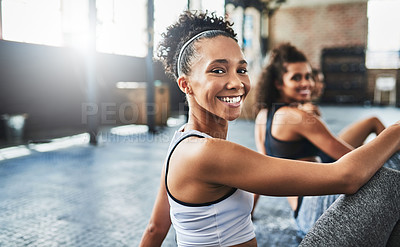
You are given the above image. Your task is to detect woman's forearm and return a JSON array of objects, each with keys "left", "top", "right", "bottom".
[
  {"left": 139, "top": 170, "right": 171, "bottom": 246},
  {"left": 337, "top": 122, "right": 400, "bottom": 193},
  {"left": 139, "top": 222, "right": 170, "bottom": 247}
]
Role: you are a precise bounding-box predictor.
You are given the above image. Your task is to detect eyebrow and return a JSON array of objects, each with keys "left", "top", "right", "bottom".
[
  {"left": 209, "top": 59, "right": 248, "bottom": 65},
  {"left": 290, "top": 72, "right": 311, "bottom": 78}
]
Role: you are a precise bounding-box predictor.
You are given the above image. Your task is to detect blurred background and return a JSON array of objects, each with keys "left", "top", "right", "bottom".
[
  {"left": 0, "top": 0, "right": 399, "bottom": 148},
  {"left": 0, "top": 1, "right": 399, "bottom": 246}
]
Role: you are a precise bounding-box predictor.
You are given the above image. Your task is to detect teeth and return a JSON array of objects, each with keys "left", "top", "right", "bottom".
[{"left": 219, "top": 96, "right": 241, "bottom": 103}]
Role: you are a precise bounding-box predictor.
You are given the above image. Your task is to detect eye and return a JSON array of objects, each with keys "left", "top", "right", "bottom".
[
  {"left": 237, "top": 68, "right": 248, "bottom": 74},
  {"left": 305, "top": 74, "right": 311, "bottom": 80},
  {"left": 211, "top": 68, "right": 225, "bottom": 74},
  {"left": 291, "top": 74, "right": 302, "bottom": 82}
]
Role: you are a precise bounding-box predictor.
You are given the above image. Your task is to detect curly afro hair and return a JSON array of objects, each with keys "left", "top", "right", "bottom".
[{"left": 157, "top": 11, "right": 237, "bottom": 80}]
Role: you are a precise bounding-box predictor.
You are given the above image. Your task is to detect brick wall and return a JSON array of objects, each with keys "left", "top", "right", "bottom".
[{"left": 269, "top": 2, "right": 368, "bottom": 69}]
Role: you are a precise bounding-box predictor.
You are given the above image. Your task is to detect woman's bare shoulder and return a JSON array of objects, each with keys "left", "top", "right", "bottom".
[
  {"left": 255, "top": 109, "right": 268, "bottom": 125},
  {"left": 177, "top": 136, "right": 238, "bottom": 159},
  {"left": 273, "top": 105, "right": 313, "bottom": 126},
  {"left": 171, "top": 136, "right": 228, "bottom": 166},
  {"left": 170, "top": 136, "right": 252, "bottom": 183}
]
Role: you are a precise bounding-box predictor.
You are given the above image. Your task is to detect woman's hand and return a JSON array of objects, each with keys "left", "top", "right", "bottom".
[{"left": 296, "top": 102, "right": 321, "bottom": 116}]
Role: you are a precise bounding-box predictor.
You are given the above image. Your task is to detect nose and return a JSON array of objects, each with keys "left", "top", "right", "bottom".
[
  {"left": 301, "top": 76, "right": 314, "bottom": 89},
  {"left": 226, "top": 72, "right": 245, "bottom": 90}
]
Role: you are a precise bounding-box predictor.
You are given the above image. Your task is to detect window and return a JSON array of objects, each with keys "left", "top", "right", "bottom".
[
  {"left": 1, "top": 0, "right": 226, "bottom": 57},
  {"left": 367, "top": 0, "right": 400, "bottom": 69},
  {"left": 96, "top": 0, "right": 147, "bottom": 57},
  {"left": 1, "top": 0, "right": 147, "bottom": 57},
  {"left": 199, "top": 0, "right": 225, "bottom": 17},
  {"left": 2, "top": 0, "right": 62, "bottom": 46},
  {"left": 60, "top": 0, "right": 90, "bottom": 50},
  {"left": 153, "top": 0, "right": 187, "bottom": 53}
]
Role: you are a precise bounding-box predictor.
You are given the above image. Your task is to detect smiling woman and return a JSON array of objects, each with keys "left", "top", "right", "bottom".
[
  {"left": 253, "top": 43, "right": 396, "bottom": 238},
  {"left": 178, "top": 35, "right": 250, "bottom": 123},
  {"left": 139, "top": 11, "right": 400, "bottom": 247}
]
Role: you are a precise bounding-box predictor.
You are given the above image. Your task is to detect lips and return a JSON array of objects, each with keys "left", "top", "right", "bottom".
[
  {"left": 299, "top": 89, "right": 311, "bottom": 96},
  {"left": 217, "top": 96, "right": 241, "bottom": 103},
  {"left": 216, "top": 95, "right": 243, "bottom": 107}
]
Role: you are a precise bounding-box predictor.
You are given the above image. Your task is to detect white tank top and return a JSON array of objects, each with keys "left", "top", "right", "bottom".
[{"left": 165, "top": 129, "right": 255, "bottom": 246}]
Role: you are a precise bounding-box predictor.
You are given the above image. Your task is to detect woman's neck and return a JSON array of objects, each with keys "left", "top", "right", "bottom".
[
  {"left": 184, "top": 112, "right": 228, "bottom": 139},
  {"left": 277, "top": 97, "right": 294, "bottom": 104}
]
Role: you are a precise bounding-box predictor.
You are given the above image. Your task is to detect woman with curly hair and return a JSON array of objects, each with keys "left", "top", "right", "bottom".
[
  {"left": 253, "top": 43, "right": 398, "bottom": 237},
  {"left": 140, "top": 11, "right": 400, "bottom": 246}
]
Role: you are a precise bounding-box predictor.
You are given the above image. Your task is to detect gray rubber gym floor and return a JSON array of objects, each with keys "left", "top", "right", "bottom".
[{"left": 0, "top": 105, "right": 399, "bottom": 246}]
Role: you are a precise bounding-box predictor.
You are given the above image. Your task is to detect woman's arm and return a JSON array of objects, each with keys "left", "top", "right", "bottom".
[
  {"left": 298, "top": 102, "right": 321, "bottom": 117},
  {"left": 139, "top": 167, "right": 171, "bottom": 247},
  {"left": 254, "top": 109, "right": 268, "bottom": 155},
  {"left": 293, "top": 107, "right": 385, "bottom": 158},
  {"left": 338, "top": 116, "right": 385, "bottom": 148},
  {"left": 184, "top": 122, "right": 400, "bottom": 197},
  {"left": 253, "top": 109, "right": 267, "bottom": 215},
  {"left": 280, "top": 107, "right": 354, "bottom": 160}
]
